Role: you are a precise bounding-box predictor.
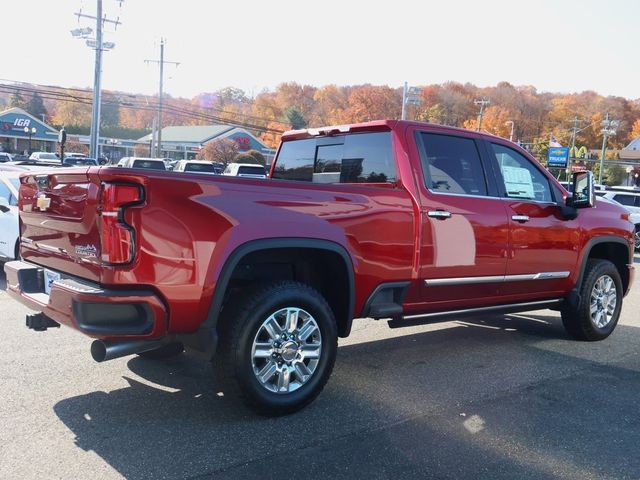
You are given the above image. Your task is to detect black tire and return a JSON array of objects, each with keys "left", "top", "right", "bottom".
[
  {"left": 634, "top": 225, "right": 640, "bottom": 252},
  {"left": 214, "top": 281, "right": 338, "bottom": 416},
  {"left": 561, "top": 259, "right": 623, "bottom": 341},
  {"left": 137, "top": 342, "right": 184, "bottom": 359}
]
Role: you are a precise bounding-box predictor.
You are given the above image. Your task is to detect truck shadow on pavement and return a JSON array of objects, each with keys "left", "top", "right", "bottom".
[{"left": 53, "top": 314, "right": 640, "bottom": 480}]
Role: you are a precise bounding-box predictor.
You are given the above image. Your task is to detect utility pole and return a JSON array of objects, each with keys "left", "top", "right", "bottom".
[
  {"left": 71, "top": 1, "right": 122, "bottom": 159},
  {"left": 145, "top": 39, "right": 179, "bottom": 158},
  {"left": 401, "top": 82, "right": 421, "bottom": 121},
  {"left": 598, "top": 113, "right": 619, "bottom": 184},
  {"left": 505, "top": 120, "right": 514, "bottom": 142},
  {"left": 474, "top": 99, "right": 490, "bottom": 131}
]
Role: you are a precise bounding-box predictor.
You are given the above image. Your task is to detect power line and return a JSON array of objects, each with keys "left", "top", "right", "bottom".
[{"left": 0, "top": 83, "right": 285, "bottom": 134}]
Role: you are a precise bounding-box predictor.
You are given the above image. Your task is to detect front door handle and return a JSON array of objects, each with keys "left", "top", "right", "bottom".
[
  {"left": 511, "top": 214, "right": 530, "bottom": 223},
  {"left": 427, "top": 210, "right": 452, "bottom": 219}
]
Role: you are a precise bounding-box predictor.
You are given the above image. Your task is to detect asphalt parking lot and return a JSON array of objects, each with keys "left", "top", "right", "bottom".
[{"left": 1, "top": 256, "right": 639, "bottom": 480}]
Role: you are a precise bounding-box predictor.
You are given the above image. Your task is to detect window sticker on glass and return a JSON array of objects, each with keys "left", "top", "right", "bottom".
[{"left": 501, "top": 165, "right": 534, "bottom": 199}]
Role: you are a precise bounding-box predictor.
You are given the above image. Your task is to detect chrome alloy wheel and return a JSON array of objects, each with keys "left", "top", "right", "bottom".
[
  {"left": 590, "top": 274, "right": 618, "bottom": 329},
  {"left": 251, "top": 307, "right": 322, "bottom": 394},
  {"left": 635, "top": 228, "right": 640, "bottom": 251}
]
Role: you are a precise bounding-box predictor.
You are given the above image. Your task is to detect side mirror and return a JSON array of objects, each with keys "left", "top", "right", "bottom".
[
  {"left": 569, "top": 171, "right": 595, "bottom": 208},
  {"left": 0, "top": 196, "right": 10, "bottom": 213}
]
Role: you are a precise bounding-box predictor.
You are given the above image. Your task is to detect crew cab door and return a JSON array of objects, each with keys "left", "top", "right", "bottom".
[
  {"left": 412, "top": 129, "right": 509, "bottom": 310},
  {"left": 485, "top": 141, "right": 578, "bottom": 298}
]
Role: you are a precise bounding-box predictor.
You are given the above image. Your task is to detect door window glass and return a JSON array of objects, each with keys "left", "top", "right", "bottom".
[
  {"left": 418, "top": 133, "right": 488, "bottom": 196},
  {"left": 491, "top": 143, "right": 552, "bottom": 202}
]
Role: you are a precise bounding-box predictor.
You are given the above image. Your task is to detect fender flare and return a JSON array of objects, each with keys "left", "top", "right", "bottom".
[
  {"left": 576, "top": 235, "right": 631, "bottom": 289},
  {"left": 201, "top": 238, "right": 356, "bottom": 335}
]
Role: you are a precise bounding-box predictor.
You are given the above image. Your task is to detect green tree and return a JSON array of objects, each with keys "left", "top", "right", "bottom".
[
  {"left": 245, "top": 149, "right": 266, "bottom": 166},
  {"left": 9, "top": 90, "right": 27, "bottom": 109},
  {"left": 101, "top": 102, "right": 120, "bottom": 128},
  {"left": 284, "top": 106, "right": 308, "bottom": 129},
  {"left": 234, "top": 152, "right": 260, "bottom": 164},
  {"left": 26, "top": 92, "right": 48, "bottom": 120}
]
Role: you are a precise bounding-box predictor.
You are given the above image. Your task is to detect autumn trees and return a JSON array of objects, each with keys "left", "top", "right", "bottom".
[{"left": 1, "top": 81, "right": 639, "bottom": 157}]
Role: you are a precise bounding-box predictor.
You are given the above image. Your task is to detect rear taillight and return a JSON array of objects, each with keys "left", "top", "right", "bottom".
[{"left": 100, "top": 183, "right": 143, "bottom": 264}]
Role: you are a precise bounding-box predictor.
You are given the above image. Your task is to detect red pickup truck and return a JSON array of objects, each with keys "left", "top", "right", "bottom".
[{"left": 5, "top": 120, "right": 636, "bottom": 414}]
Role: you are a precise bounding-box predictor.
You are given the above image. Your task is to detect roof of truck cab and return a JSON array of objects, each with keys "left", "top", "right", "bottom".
[{"left": 281, "top": 119, "right": 509, "bottom": 143}]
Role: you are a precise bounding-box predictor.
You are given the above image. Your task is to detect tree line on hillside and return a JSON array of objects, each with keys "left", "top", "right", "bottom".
[{"left": 2, "top": 82, "right": 639, "bottom": 157}]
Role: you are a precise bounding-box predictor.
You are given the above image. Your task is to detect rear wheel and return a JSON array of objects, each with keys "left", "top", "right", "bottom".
[
  {"left": 215, "top": 281, "right": 337, "bottom": 415},
  {"left": 561, "top": 259, "right": 623, "bottom": 341}
]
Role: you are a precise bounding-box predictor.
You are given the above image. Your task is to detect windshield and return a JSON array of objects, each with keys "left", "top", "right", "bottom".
[
  {"left": 132, "top": 160, "right": 166, "bottom": 170},
  {"left": 39, "top": 153, "right": 59, "bottom": 160},
  {"left": 185, "top": 163, "right": 217, "bottom": 172},
  {"left": 238, "top": 166, "right": 266, "bottom": 175},
  {"left": 64, "top": 158, "right": 98, "bottom": 166}
]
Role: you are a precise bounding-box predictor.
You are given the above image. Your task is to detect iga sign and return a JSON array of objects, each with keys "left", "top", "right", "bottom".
[{"left": 548, "top": 147, "right": 569, "bottom": 168}]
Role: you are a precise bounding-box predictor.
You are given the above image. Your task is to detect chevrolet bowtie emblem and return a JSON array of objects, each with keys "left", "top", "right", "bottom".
[{"left": 36, "top": 195, "right": 51, "bottom": 211}]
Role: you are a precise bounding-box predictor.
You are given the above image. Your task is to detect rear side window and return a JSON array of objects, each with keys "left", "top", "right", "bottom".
[
  {"left": 272, "top": 132, "right": 396, "bottom": 184},
  {"left": 417, "top": 133, "right": 488, "bottom": 196},
  {"left": 612, "top": 194, "right": 636, "bottom": 207},
  {"left": 132, "top": 160, "right": 166, "bottom": 170}
]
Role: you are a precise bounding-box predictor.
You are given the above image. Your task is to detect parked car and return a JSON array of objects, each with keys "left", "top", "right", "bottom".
[
  {"left": 223, "top": 162, "right": 267, "bottom": 178},
  {"left": 601, "top": 188, "right": 640, "bottom": 251},
  {"left": 173, "top": 160, "right": 220, "bottom": 174},
  {"left": 0, "top": 152, "right": 13, "bottom": 162},
  {"left": 116, "top": 157, "right": 167, "bottom": 171},
  {"left": 63, "top": 157, "right": 99, "bottom": 167},
  {"left": 0, "top": 171, "right": 20, "bottom": 260},
  {"left": 63, "top": 152, "right": 88, "bottom": 158},
  {"left": 4, "top": 120, "right": 635, "bottom": 415},
  {"left": 28, "top": 152, "right": 59, "bottom": 163}
]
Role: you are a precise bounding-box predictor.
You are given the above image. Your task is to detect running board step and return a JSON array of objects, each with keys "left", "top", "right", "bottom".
[{"left": 388, "top": 299, "right": 563, "bottom": 329}]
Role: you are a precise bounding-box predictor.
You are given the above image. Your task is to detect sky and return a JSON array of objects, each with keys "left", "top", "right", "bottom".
[{"left": 3, "top": 0, "right": 639, "bottom": 100}]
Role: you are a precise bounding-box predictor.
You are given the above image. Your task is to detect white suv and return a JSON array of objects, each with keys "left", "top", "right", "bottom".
[
  {"left": 222, "top": 163, "right": 267, "bottom": 179},
  {"left": 601, "top": 188, "right": 640, "bottom": 251},
  {"left": 0, "top": 171, "right": 20, "bottom": 260}
]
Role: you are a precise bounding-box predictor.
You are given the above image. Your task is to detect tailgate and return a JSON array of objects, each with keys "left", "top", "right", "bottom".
[{"left": 19, "top": 168, "right": 102, "bottom": 281}]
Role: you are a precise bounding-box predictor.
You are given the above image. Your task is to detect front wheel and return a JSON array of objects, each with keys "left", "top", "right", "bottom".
[
  {"left": 634, "top": 225, "right": 640, "bottom": 252},
  {"left": 561, "top": 259, "right": 623, "bottom": 341},
  {"left": 215, "top": 281, "right": 338, "bottom": 415}
]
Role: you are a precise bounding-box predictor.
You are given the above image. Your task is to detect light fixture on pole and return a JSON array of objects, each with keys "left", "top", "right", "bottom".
[
  {"left": 401, "top": 82, "right": 422, "bottom": 120},
  {"left": 597, "top": 113, "right": 619, "bottom": 185},
  {"left": 23, "top": 126, "right": 36, "bottom": 154},
  {"left": 71, "top": 1, "right": 123, "bottom": 159}
]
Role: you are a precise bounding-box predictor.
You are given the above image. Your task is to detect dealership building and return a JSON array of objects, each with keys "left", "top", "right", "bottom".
[
  {"left": 136, "top": 125, "right": 276, "bottom": 161},
  {"left": 0, "top": 107, "right": 59, "bottom": 154}
]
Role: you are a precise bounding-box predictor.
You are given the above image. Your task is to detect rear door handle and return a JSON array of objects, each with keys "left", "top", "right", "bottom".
[
  {"left": 511, "top": 215, "right": 530, "bottom": 223},
  {"left": 427, "top": 210, "right": 452, "bottom": 219}
]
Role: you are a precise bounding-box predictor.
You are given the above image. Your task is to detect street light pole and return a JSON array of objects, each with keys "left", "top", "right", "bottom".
[
  {"left": 505, "top": 120, "right": 514, "bottom": 142},
  {"left": 597, "top": 113, "right": 619, "bottom": 185},
  {"left": 89, "top": 0, "right": 103, "bottom": 160},
  {"left": 23, "top": 126, "right": 36, "bottom": 154}
]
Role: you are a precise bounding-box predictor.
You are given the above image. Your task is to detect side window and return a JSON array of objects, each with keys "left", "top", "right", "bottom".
[
  {"left": 491, "top": 143, "right": 552, "bottom": 202},
  {"left": 418, "top": 133, "right": 488, "bottom": 196},
  {"left": 0, "top": 182, "right": 12, "bottom": 205},
  {"left": 272, "top": 133, "right": 396, "bottom": 184},
  {"left": 612, "top": 194, "right": 635, "bottom": 207}
]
